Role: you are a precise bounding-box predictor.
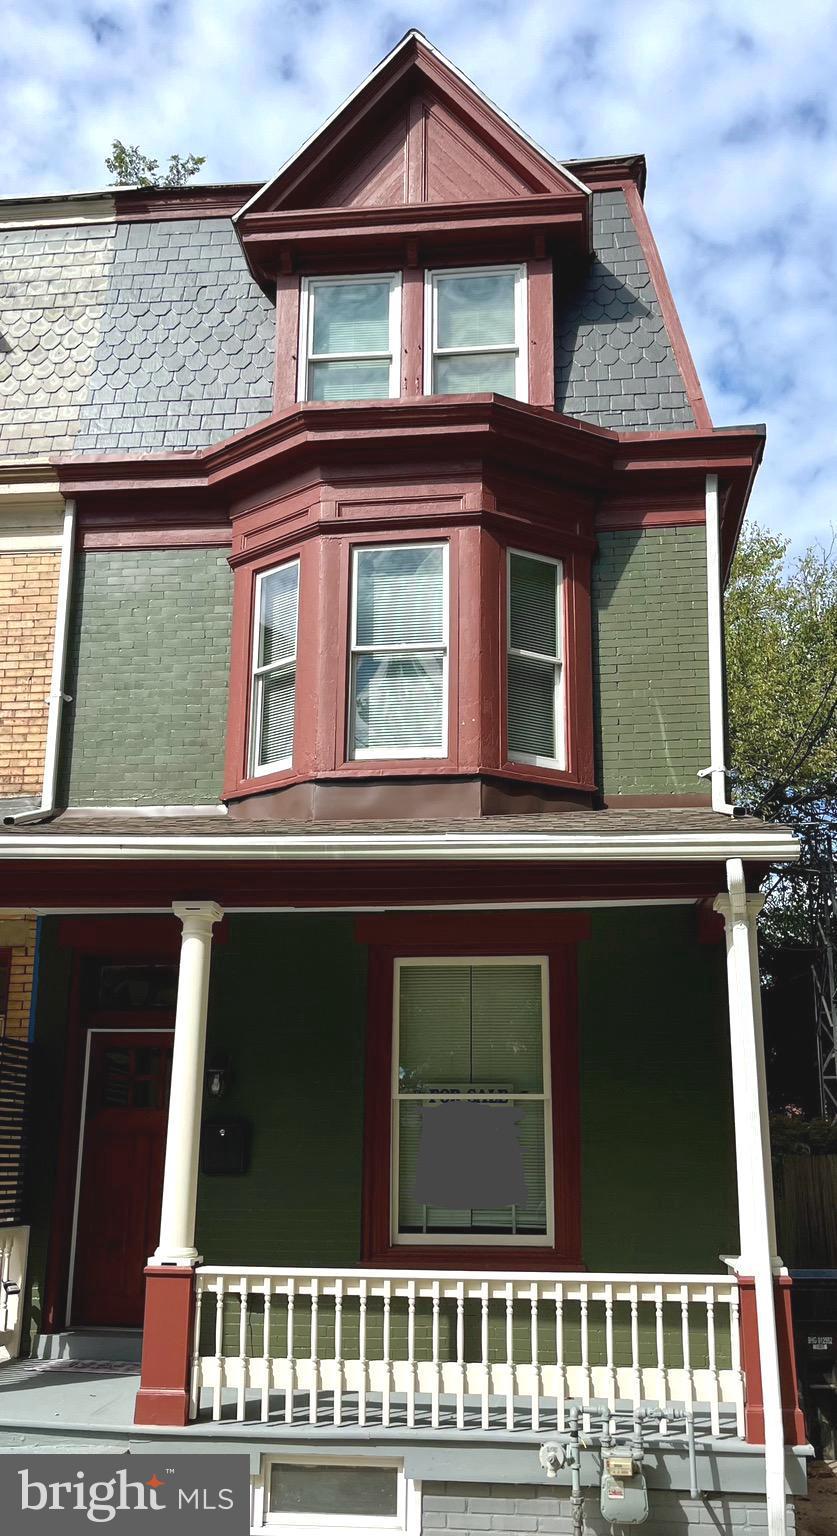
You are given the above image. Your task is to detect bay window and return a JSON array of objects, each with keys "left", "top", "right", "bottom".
[
  {"left": 394, "top": 957, "right": 552, "bottom": 1244},
  {"left": 350, "top": 543, "right": 448, "bottom": 759},
  {"left": 249, "top": 559, "right": 299, "bottom": 774},
  {"left": 426, "top": 264, "right": 527, "bottom": 399},
  {"left": 507, "top": 549, "right": 564, "bottom": 768},
  {"left": 299, "top": 274, "right": 401, "bottom": 402}
]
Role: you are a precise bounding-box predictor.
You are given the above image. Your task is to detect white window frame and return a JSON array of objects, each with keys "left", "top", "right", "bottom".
[
  {"left": 506, "top": 547, "right": 565, "bottom": 770},
  {"left": 249, "top": 557, "right": 300, "bottom": 777},
  {"left": 424, "top": 262, "right": 528, "bottom": 401},
  {"left": 254, "top": 1457, "right": 420, "bottom": 1536},
  {"left": 391, "top": 955, "right": 554, "bottom": 1248},
  {"left": 349, "top": 541, "right": 449, "bottom": 762},
  {"left": 297, "top": 273, "right": 402, "bottom": 402}
]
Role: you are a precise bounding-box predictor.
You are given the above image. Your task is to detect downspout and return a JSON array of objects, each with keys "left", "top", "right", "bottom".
[
  {"left": 4, "top": 498, "right": 75, "bottom": 826},
  {"left": 701, "top": 472, "right": 735, "bottom": 812}
]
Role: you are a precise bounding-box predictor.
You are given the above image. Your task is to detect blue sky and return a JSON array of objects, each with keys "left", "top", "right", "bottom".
[{"left": 2, "top": 1, "right": 835, "bottom": 547}]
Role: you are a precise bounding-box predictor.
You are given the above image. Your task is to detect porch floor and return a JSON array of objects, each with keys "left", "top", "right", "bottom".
[{"left": 0, "top": 1357, "right": 737, "bottom": 1443}]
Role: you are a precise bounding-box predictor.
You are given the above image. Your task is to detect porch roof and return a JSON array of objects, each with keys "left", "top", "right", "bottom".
[{"left": 0, "top": 806, "right": 799, "bottom": 864}]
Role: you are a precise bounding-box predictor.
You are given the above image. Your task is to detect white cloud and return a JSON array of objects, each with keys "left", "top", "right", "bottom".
[{"left": 1, "top": 0, "right": 835, "bottom": 547}]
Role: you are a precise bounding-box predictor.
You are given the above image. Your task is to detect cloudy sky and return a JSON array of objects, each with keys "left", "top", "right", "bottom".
[{"left": 2, "top": 1, "right": 835, "bottom": 548}]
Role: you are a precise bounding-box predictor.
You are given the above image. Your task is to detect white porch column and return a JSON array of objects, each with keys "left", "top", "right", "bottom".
[
  {"left": 714, "top": 860, "right": 787, "bottom": 1536},
  {"left": 152, "top": 900, "right": 223, "bottom": 1266}
]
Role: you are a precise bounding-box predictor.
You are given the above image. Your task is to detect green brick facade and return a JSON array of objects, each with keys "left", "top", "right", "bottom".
[
  {"left": 592, "top": 525, "right": 711, "bottom": 798},
  {"left": 61, "top": 548, "right": 232, "bottom": 805},
  {"left": 59, "top": 528, "right": 710, "bottom": 806}
]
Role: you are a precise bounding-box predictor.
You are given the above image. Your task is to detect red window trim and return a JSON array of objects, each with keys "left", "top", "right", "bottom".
[
  {"left": 358, "top": 911, "right": 586, "bottom": 1271},
  {"left": 275, "top": 257, "right": 554, "bottom": 413}
]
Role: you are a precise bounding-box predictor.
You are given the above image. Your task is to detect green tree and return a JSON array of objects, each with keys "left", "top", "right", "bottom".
[
  {"left": 105, "top": 140, "right": 206, "bottom": 188},
  {"left": 726, "top": 522, "right": 837, "bottom": 825}
]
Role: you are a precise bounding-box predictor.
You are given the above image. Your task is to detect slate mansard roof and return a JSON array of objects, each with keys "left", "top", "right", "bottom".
[{"left": 0, "top": 179, "right": 698, "bottom": 461}]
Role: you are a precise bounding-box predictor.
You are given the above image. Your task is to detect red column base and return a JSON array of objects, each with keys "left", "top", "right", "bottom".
[
  {"left": 134, "top": 1265, "right": 196, "bottom": 1428},
  {"left": 739, "top": 1273, "right": 808, "bottom": 1446}
]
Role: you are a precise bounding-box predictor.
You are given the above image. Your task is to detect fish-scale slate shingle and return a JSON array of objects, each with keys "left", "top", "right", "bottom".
[
  {"left": 0, "top": 223, "right": 116, "bottom": 458},
  {"left": 555, "top": 189, "right": 695, "bottom": 430},
  {"left": 74, "top": 219, "right": 275, "bottom": 451}
]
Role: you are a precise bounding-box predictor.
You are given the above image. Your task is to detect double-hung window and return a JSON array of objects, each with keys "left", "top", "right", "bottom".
[
  {"left": 393, "top": 957, "right": 552, "bottom": 1244},
  {"left": 350, "top": 543, "right": 447, "bottom": 759},
  {"left": 507, "top": 549, "right": 564, "bottom": 768},
  {"left": 426, "top": 264, "right": 527, "bottom": 399},
  {"left": 299, "top": 274, "right": 400, "bottom": 402},
  {"left": 249, "top": 560, "right": 299, "bottom": 775}
]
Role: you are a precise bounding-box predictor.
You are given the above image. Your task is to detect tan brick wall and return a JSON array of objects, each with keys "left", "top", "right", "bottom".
[
  {"left": 0, "top": 551, "right": 60, "bottom": 796},
  {"left": 3, "top": 923, "right": 37, "bottom": 1040}
]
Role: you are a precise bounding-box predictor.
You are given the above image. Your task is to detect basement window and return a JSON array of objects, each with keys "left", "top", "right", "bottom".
[
  {"left": 258, "top": 1460, "right": 418, "bottom": 1536},
  {"left": 299, "top": 274, "right": 401, "bottom": 402},
  {"left": 249, "top": 559, "right": 300, "bottom": 775},
  {"left": 425, "top": 263, "right": 527, "bottom": 399}
]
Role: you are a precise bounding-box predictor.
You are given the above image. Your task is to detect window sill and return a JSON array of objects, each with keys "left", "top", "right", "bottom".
[{"left": 363, "top": 1244, "right": 585, "bottom": 1271}]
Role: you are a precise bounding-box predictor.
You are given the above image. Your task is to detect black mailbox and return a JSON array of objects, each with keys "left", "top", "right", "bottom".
[{"left": 200, "top": 1117, "right": 250, "bottom": 1176}]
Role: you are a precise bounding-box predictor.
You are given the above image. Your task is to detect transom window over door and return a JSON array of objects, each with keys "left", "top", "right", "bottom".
[
  {"left": 250, "top": 559, "right": 299, "bottom": 774},
  {"left": 426, "top": 264, "right": 527, "bottom": 399},
  {"left": 299, "top": 274, "right": 401, "bottom": 401},
  {"left": 507, "top": 549, "right": 564, "bottom": 768},
  {"left": 350, "top": 543, "right": 448, "bottom": 759},
  {"left": 394, "top": 957, "right": 552, "bottom": 1244}
]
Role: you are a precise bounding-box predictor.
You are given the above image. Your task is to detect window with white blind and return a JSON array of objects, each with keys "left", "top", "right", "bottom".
[
  {"left": 507, "top": 549, "right": 564, "bottom": 768},
  {"left": 249, "top": 559, "right": 299, "bottom": 775},
  {"left": 299, "top": 274, "right": 401, "bottom": 402},
  {"left": 425, "top": 264, "right": 527, "bottom": 400},
  {"left": 350, "top": 543, "right": 448, "bottom": 760},
  {"left": 393, "top": 957, "right": 552, "bottom": 1244}
]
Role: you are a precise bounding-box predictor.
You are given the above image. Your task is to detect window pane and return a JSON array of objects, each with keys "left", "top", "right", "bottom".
[
  {"left": 258, "top": 564, "right": 298, "bottom": 667},
  {"left": 269, "top": 1464, "right": 398, "bottom": 1518},
  {"left": 311, "top": 280, "right": 391, "bottom": 356},
  {"left": 509, "top": 553, "right": 558, "bottom": 658},
  {"left": 258, "top": 666, "right": 295, "bottom": 766},
  {"left": 308, "top": 359, "right": 391, "bottom": 401},
  {"left": 356, "top": 545, "right": 444, "bottom": 647},
  {"left": 508, "top": 653, "right": 557, "bottom": 759},
  {"left": 353, "top": 653, "right": 443, "bottom": 752},
  {"left": 433, "top": 351, "right": 516, "bottom": 395},
  {"left": 399, "top": 963, "right": 543, "bottom": 1093},
  {"left": 398, "top": 1099, "right": 546, "bottom": 1234},
  {"left": 436, "top": 271, "right": 516, "bottom": 349}
]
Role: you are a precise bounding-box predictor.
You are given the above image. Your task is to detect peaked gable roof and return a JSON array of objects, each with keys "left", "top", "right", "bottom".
[{"left": 237, "top": 31, "right": 589, "bottom": 219}]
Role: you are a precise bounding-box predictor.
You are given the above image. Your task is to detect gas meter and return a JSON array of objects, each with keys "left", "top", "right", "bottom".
[{"left": 600, "top": 1451, "right": 649, "bottom": 1525}]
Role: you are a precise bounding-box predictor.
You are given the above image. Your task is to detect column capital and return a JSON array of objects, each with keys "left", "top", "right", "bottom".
[
  {"left": 172, "top": 900, "right": 224, "bottom": 934},
  {"left": 713, "top": 890, "right": 765, "bottom": 925}
]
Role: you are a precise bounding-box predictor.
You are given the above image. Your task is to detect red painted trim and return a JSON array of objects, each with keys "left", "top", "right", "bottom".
[
  {"left": 623, "top": 181, "right": 712, "bottom": 432},
  {"left": 567, "top": 158, "right": 646, "bottom": 195},
  {"left": 134, "top": 1266, "right": 195, "bottom": 1426},
  {"left": 274, "top": 273, "right": 300, "bottom": 411},
  {"left": 738, "top": 1275, "right": 808, "bottom": 1446},
  {"left": 0, "top": 860, "right": 741, "bottom": 911},
  {"left": 527, "top": 257, "right": 554, "bottom": 410},
  {"left": 58, "top": 915, "right": 182, "bottom": 954},
  {"left": 240, "top": 197, "right": 586, "bottom": 281},
  {"left": 79, "top": 527, "right": 232, "bottom": 551},
  {"left": 360, "top": 915, "right": 584, "bottom": 1269},
  {"left": 113, "top": 185, "right": 258, "bottom": 223},
  {"left": 595, "top": 506, "right": 704, "bottom": 532}
]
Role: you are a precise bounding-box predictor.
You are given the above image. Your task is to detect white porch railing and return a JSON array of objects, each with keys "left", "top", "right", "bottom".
[
  {"left": 190, "top": 1266, "right": 745, "bottom": 1437},
  {"left": 0, "top": 1224, "right": 29, "bottom": 1362}
]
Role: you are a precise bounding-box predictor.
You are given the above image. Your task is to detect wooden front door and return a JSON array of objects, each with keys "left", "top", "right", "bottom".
[{"left": 71, "top": 1030, "right": 173, "bottom": 1327}]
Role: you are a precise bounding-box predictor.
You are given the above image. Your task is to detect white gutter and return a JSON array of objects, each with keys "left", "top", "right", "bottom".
[
  {"left": 700, "top": 472, "right": 735, "bottom": 813},
  {"left": 5, "top": 499, "right": 76, "bottom": 825},
  {"left": 0, "top": 829, "right": 799, "bottom": 862}
]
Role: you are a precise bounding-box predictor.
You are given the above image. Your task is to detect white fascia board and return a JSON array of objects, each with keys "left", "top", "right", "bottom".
[
  {"left": 235, "top": 30, "right": 589, "bottom": 223},
  {"left": 0, "top": 830, "right": 800, "bottom": 863}
]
